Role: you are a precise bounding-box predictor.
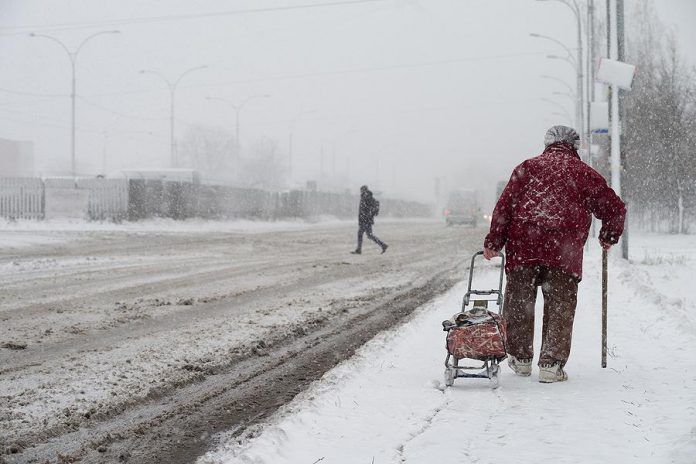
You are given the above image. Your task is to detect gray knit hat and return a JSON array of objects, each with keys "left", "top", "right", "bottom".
[{"left": 544, "top": 125, "right": 580, "bottom": 150}]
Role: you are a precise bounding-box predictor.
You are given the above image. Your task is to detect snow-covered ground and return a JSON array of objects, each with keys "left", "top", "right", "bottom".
[
  {"left": 1, "top": 220, "right": 473, "bottom": 459},
  {"left": 201, "top": 234, "right": 696, "bottom": 464},
  {"left": 0, "top": 217, "right": 351, "bottom": 250}
]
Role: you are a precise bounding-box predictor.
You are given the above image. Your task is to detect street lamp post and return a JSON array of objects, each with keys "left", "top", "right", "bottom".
[
  {"left": 30, "top": 30, "right": 120, "bottom": 177},
  {"left": 206, "top": 94, "right": 269, "bottom": 155},
  {"left": 541, "top": 97, "right": 573, "bottom": 122},
  {"left": 536, "top": 0, "right": 585, "bottom": 145},
  {"left": 141, "top": 66, "right": 208, "bottom": 167},
  {"left": 287, "top": 109, "right": 318, "bottom": 181},
  {"left": 547, "top": 53, "right": 584, "bottom": 137},
  {"left": 540, "top": 74, "right": 575, "bottom": 96},
  {"left": 552, "top": 111, "right": 573, "bottom": 125},
  {"left": 530, "top": 32, "right": 577, "bottom": 65},
  {"left": 552, "top": 90, "right": 576, "bottom": 103}
]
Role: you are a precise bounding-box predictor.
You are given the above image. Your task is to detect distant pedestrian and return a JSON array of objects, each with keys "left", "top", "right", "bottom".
[
  {"left": 352, "top": 185, "right": 388, "bottom": 255},
  {"left": 483, "top": 125, "right": 625, "bottom": 383}
]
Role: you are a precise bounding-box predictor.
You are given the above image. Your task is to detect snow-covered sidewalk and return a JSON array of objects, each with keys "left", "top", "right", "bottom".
[{"left": 200, "top": 235, "right": 696, "bottom": 464}]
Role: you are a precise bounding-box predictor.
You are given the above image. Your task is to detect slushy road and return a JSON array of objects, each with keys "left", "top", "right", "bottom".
[{"left": 1, "top": 220, "right": 484, "bottom": 463}]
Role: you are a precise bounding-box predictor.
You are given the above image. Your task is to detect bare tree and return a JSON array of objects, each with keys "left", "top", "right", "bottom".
[
  {"left": 177, "top": 126, "right": 287, "bottom": 190},
  {"left": 241, "top": 137, "right": 287, "bottom": 190},
  {"left": 624, "top": 0, "right": 696, "bottom": 233},
  {"left": 178, "top": 125, "right": 237, "bottom": 183}
]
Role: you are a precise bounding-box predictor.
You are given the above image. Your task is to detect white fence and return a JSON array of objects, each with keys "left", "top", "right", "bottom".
[
  {"left": 1, "top": 176, "right": 432, "bottom": 222},
  {"left": 77, "top": 178, "right": 129, "bottom": 221},
  {"left": 0, "top": 177, "right": 128, "bottom": 221},
  {"left": 0, "top": 177, "right": 43, "bottom": 220}
]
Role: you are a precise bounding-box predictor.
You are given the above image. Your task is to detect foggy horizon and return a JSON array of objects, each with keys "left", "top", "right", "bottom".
[{"left": 1, "top": 0, "right": 694, "bottom": 207}]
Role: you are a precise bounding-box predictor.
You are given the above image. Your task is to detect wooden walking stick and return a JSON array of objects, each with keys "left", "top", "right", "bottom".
[{"left": 602, "top": 248, "right": 608, "bottom": 368}]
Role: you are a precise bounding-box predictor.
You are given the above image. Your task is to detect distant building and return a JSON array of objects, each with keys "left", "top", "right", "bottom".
[{"left": 0, "top": 138, "right": 34, "bottom": 176}]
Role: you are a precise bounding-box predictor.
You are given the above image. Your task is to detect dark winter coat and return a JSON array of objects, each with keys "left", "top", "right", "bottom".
[
  {"left": 358, "top": 190, "right": 379, "bottom": 226},
  {"left": 484, "top": 142, "right": 626, "bottom": 280}
]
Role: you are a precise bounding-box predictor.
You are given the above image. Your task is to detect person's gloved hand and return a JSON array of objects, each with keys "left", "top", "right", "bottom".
[
  {"left": 483, "top": 247, "right": 500, "bottom": 260},
  {"left": 599, "top": 239, "right": 612, "bottom": 250},
  {"left": 442, "top": 320, "right": 456, "bottom": 331}
]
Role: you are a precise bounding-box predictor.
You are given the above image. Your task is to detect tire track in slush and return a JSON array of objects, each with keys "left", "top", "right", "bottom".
[{"left": 1, "top": 223, "right": 483, "bottom": 463}]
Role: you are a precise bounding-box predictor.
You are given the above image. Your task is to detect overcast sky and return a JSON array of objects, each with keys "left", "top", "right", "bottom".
[{"left": 0, "top": 0, "right": 694, "bottom": 206}]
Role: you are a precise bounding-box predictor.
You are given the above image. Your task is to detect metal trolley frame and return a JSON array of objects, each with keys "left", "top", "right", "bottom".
[{"left": 444, "top": 251, "right": 505, "bottom": 389}]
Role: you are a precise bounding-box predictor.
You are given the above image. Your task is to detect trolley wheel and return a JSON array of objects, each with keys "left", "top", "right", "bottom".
[
  {"left": 444, "top": 367, "right": 455, "bottom": 387},
  {"left": 488, "top": 362, "right": 500, "bottom": 389}
]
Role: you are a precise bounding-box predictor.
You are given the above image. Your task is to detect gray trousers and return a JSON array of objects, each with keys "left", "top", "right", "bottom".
[
  {"left": 504, "top": 266, "right": 579, "bottom": 367},
  {"left": 357, "top": 223, "right": 385, "bottom": 251}
]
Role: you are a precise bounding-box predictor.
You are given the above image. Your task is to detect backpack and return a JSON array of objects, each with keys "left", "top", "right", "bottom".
[{"left": 373, "top": 199, "right": 380, "bottom": 216}]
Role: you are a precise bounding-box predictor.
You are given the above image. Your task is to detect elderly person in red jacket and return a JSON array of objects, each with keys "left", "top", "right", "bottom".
[{"left": 483, "top": 125, "right": 625, "bottom": 383}]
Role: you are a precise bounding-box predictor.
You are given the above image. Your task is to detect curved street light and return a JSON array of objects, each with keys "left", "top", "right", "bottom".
[
  {"left": 141, "top": 65, "right": 208, "bottom": 167},
  {"left": 552, "top": 91, "right": 575, "bottom": 103},
  {"left": 541, "top": 97, "right": 573, "bottom": 122},
  {"left": 536, "top": 0, "right": 584, "bottom": 144},
  {"left": 30, "top": 30, "right": 120, "bottom": 176},
  {"left": 530, "top": 33, "right": 577, "bottom": 66},
  {"left": 552, "top": 111, "right": 573, "bottom": 124},
  {"left": 205, "top": 94, "right": 270, "bottom": 153},
  {"left": 547, "top": 54, "right": 578, "bottom": 71},
  {"left": 287, "top": 108, "right": 318, "bottom": 179},
  {"left": 540, "top": 74, "right": 575, "bottom": 96}
]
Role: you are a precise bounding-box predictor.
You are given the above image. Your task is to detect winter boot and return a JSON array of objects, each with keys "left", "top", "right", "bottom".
[
  {"left": 381, "top": 244, "right": 388, "bottom": 254},
  {"left": 507, "top": 356, "right": 532, "bottom": 376},
  {"left": 351, "top": 249, "right": 361, "bottom": 255},
  {"left": 539, "top": 362, "right": 568, "bottom": 383}
]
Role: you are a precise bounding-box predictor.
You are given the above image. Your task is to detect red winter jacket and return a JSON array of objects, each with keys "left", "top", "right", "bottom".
[{"left": 484, "top": 143, "right": 625, "bottom": 280}]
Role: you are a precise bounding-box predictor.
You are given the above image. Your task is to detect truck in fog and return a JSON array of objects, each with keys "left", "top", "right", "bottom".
[{"left": 443, "top": 190, "right": 480, "bottom": 227}]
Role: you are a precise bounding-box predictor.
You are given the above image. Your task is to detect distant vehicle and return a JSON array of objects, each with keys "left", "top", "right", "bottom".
[{"left": 443, "top": 190, "right": 480, "bottom": 227}]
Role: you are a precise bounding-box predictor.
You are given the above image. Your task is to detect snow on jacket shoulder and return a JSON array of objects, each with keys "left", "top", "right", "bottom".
[
  {"left": 484, "top": 143, "right": 625, "bottom": 280},
  {"left": 358, "top": 192, "right": 378, "bottom": 225}
]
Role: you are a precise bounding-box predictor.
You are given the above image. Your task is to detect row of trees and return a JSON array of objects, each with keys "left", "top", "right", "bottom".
[
  {"left": 177, "top": 125, "right": 287, "bottom": 190},
  {"left": 623, "top": 1, "right": 696, "bottom": 233}
]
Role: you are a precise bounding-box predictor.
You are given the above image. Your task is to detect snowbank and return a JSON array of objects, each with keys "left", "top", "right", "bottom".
[{"left": 200, "top": 234, "right": 696, "bottom": 464}]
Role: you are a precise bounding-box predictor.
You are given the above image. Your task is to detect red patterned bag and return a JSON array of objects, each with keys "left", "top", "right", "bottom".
[{"left": 446, "top": 311, "right": 507, "bottom": 360}]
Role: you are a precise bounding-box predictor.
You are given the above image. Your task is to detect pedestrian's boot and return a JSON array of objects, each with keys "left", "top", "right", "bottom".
[
  {"left": 539, "top": 362, "right": 568, "bottom": 383},
  {"left": 381, "top": 244, "right": 388, "bottom": 254},
  {"left": 507, "top": 356, "right": 532, "bottom": 376},
  {"left": 351, "top": 249, "right": 361, "bottom": 255}
]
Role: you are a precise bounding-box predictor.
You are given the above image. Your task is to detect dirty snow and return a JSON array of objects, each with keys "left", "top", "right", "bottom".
[
  {"left": 201, "top": 234, "right": 696, "bottom": 464},
  {"left": 0, "top": 217, "right": 351, "bottom": 250},
  {"left": 0, "top": 221, "right": 467, "bottom": 452}
]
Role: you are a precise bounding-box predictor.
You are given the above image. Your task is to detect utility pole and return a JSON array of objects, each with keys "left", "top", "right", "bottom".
[
  {"left": 30, "top": 30, "right": 120, "bottom": 177},
  {"left": 287, "top": 109, "right": 317, "bottom": 184},
  {"left": 610, "top": 1, "right": 620, "bottom": 193},
  {"left": 606, "top": 0, "right": 627, "bottom": 259},
  {"left": 288, "top": 132, "right": 293, "bottom": 179},
  {"left": 142, "top": 66, "right": 208, "bottom": 168},
  {"left": 616, "top": 0, "right": 628, "bottom": 259},
  {"left": 588, "top": 0, "right": 598, "bottom": 239},
  {"left": 102, "top": 130, "right": 108, "bottom": 174},
  {"left": 534, "top": 0, "right": 585, "bottom": 148},
  {"left": 574, "top": 2, "right": 584, "bottom": 149},
  {"left": 586, "top": 0, "right": 594, "bottom": 162}
]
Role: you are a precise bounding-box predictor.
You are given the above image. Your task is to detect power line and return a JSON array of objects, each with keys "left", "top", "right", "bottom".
[
  {"left": 0, "top": 106, "right": 164, "bottom": 136},
  {"left": 82, "top": 51, "right": 550, "bottom": 98},
  {"left": 1, "top": 50, "right": 551, "bottom": 101},
  {"left": 78, "top": 97, "right": 169, "bottom": 121},
  {"left": 0, "top": 87, "right": 67, "bottom": 98},
  {"left": 206, "top": 51, "right": 551, "bottom": 85},
  {"left": 0, "top": 0, "right": 387, "bottom": 36}
]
